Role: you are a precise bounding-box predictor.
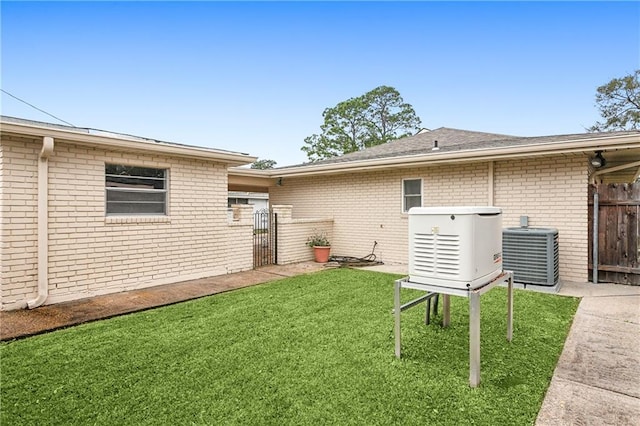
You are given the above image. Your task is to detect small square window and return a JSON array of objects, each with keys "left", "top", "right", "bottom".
[
  {"left": 105, "top": 164, "right": 168, "bottom": 216},
  {"left": 403, "top": 178, "right": 422, "bottom": 213}
]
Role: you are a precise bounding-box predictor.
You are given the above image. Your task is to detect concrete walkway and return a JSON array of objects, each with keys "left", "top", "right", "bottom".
[
  {"left": 536, "top": 281, "right": 640, "bottom": 425},
  {"left": 2, "top": 262, "right": 639, "bottom": 424}
]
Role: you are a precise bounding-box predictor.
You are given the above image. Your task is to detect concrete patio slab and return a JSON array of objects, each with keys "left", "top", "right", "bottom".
[
  {"left": 558, "top": 280, "right": 640, "bottom": 298},
  {"left": 553, "top": 300, "right": 640, "bottom": 398},
  {"left": 576, "top": 294, "right": 640, "bottom": 324},
  {"left": 536, "top": 376, "right": 640, "bottom": 426},
  {"left": 536, "top": 291, "right": 640, "bottom": 425}
]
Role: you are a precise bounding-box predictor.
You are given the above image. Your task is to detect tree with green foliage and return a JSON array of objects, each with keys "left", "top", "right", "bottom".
[
  {"left": 301, "top": 86, "right": 422, "bottom": 162},
  {"left": 589, "top": 70, "right": 640, "bottom": 132},
  {"left": 250, "top": 159, "right": 277, "bottom": 169}
]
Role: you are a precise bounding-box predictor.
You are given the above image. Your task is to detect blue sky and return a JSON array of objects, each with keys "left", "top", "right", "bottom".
[{"left": 2, "top": 1, "right": 638, "bottom": 166}]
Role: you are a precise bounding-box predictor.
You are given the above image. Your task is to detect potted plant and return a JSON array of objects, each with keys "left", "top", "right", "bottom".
[{"left": 306, "top": 230, "right": 331, "bottom": 263}]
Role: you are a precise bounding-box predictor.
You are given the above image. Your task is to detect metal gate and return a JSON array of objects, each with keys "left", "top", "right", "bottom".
[
  {"left": 253, "top": 208, "right": 277, "bottom": 268},
  {"left": 589, "top": 183, "right": 639, "bottom": 284}
]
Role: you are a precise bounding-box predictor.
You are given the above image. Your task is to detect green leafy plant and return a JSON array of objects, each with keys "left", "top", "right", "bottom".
[{"left": 306, "top": 229, "right": 330, "bottom": 247}]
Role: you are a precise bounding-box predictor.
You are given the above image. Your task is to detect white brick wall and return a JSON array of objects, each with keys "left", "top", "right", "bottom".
[
  {"left": 1, "top": 136, "right": 254, "bottom": 310},
  {"left": 271, "top": 155, "right": 590, "bottom": 282}
]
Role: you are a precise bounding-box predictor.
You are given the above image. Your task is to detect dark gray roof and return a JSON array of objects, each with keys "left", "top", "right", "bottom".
[{"left": 281, "top": 127, "right": 640, "bottom": 169}]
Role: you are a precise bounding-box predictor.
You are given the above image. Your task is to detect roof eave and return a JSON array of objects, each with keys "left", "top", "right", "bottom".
[
  {"left": 268, "top": 134, "right": 640, "bottom": 178},
  {"left": 0, "top": 121, "right": 256, "bottom": 166},
  {"left": 228, "top": 167, "right": 273, "bottom": 177}
]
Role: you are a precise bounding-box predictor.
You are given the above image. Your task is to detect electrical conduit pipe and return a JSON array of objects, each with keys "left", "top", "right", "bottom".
[{"left": 27, "top": 136, "right": 54, "bottom": 309}]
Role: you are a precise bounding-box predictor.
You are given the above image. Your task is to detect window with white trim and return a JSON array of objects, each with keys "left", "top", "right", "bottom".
[
  {"left": 105, "top": 164, "right": 168, "bottom": 215},
  {"left": 402, "top": 178, "right": 422, "bottom": 212}
]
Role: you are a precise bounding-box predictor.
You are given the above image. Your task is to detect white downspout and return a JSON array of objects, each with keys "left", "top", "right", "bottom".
[
  {"left": 27, "top": 136, "right": 54, "bottom": 309},
  {"left": 488, "top": 161, "right": 494, "bottom": 206}
]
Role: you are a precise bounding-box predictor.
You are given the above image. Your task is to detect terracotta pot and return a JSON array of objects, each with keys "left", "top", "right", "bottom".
[{"left": 313, "top": 246, "right": 331, "bottom": 263}]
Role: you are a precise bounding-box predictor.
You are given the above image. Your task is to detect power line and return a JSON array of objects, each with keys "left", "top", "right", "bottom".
[{"left": 1, "top": 89, "right": 76, "bottom": 127}]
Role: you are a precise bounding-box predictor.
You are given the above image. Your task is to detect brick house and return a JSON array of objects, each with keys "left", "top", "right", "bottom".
[
  {"left": 230, "top": 127, "right": 640, "bottom": 284},
  {"left": 3, "top": 116, "right": 639, "bottom": 311},
  {"left": 1, "top": 116, "right": 257, "bottom": 310}
]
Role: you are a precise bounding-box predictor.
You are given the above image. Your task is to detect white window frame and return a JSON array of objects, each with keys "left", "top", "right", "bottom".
[
  {"left": 105, "top": 164, "right": 168, "bottom": 216},
  {"left": 402, "top": 178, "right": 422, "bottom": 213}
]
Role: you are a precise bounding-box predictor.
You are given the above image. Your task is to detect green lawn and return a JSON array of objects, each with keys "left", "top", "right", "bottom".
[{"left": 1, "top": 269, "right": 579, "bottom": 425}]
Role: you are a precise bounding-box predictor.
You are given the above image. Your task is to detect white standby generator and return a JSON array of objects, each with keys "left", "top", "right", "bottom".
[{"left": 408, "top": 207, "right": 503, "bottom": 290}]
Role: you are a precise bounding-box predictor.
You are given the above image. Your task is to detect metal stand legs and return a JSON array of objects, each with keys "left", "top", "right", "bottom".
[
  {"left": 394, "top": 279, "right": 401, "bottom": 358},
  {"left": 469, "top": 292, "right": 481, "bottom": 387},
  {"left": 394, "top": 272, "right": 514, "bottom": 388}
]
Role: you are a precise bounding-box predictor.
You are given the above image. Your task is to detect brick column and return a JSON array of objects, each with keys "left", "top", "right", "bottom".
[
  {"left": 271, "top": 205, "right": 293, "bottom": 222},
  {"left": 231, "top": 204, "right": 254, "bottom": 224}
]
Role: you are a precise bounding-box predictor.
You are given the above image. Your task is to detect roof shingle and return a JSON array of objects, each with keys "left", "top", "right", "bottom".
[{"left": 282, "top": 127, "right": 640, "bottom": 169}]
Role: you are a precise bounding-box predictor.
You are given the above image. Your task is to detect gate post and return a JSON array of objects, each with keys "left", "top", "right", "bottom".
[
  {"left": 273, "top": 213, "right": 278, "bottom": 265},
  {"left": 592, "top": 191, "right": 599, "bottom": 284}
]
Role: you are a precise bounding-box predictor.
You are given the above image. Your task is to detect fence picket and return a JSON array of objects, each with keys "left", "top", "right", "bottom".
[{"left": 253, "top": 209, "right": 277, "bottom": 268}]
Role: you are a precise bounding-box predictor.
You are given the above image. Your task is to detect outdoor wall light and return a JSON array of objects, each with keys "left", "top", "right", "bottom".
[{"left": 590, "top": 151, "right": 606, "bottom": 168}]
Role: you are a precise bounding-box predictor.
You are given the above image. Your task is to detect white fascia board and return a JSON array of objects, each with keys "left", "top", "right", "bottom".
[{"left": 0, "top": 121, "right": 256, "bottom": 165}]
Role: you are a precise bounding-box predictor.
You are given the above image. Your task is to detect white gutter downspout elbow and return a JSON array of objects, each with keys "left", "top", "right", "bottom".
[{"left": 27, "top": 137, "right": 54, "bottom": 309}]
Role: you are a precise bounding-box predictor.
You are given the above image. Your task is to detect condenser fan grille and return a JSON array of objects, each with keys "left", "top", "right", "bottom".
[{"left": 503, "top": 228, "right": 559, "bottom": 286}]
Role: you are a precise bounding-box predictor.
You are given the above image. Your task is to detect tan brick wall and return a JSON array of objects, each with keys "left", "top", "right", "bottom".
[
  {"left": 226, "top": 205, "right": 254, "bottom": 273},
  {"left": 0, "top": 136, "right": 39, "bottom": 307},
  {"left": 271, "top": 155, "right": 590, "bottom": 282},
  {"left": 494, "top": 155, "right": 589, "bottom": 282},
  {"left": 271, "top": 205, "right": 333, "bottom": 264},
  {"left": 271, "top": 163, "right": 489, "bottom": 265},
  {"left": 1, "top": 136, "right": 253, "bottom": 310}
]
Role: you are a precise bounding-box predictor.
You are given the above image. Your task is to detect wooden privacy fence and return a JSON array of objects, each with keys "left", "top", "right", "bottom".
[{"left": 588, "top": 183, "right": 640, "bottom": 285}]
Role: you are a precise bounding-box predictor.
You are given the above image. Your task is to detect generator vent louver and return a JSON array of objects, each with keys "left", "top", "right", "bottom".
[
  {"left": 502, "top": 228, "right": 559, "bottom": 286},
  {"left": 412, "top": 233, "right": 461, "bottom": 277}
]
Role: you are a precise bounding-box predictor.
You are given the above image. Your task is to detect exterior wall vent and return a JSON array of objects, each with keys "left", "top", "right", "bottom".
[
  {"left": 408, "top": 207, "right": 503, "bottom": 290},
  {"left": 502, "top": 228, "right": 559, "bottom": 286}
]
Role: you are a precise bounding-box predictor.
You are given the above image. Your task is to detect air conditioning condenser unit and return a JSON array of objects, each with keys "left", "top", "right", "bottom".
[{"left": 502, "top": 227, "right": 559, "bottom": 286}]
